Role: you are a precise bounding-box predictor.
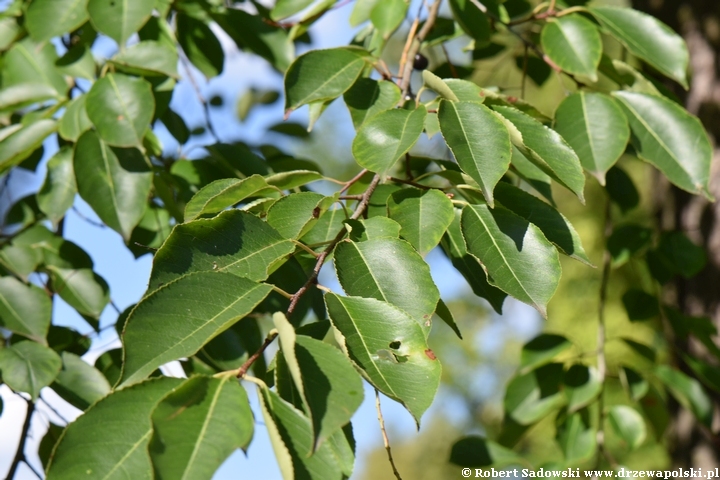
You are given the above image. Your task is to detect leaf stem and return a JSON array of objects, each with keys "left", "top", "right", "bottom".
[
  {"left": 375, "top": 389, "right": 404, "bottom": 480},
  {"left": 6, "top": 396, "right": 35, "bottom": 480},
  {"left": 340, "top": 168, "right": 369, "bottom": 194},
  {"left": 177, "top": 47, "right": 220, "bottom": 142}
]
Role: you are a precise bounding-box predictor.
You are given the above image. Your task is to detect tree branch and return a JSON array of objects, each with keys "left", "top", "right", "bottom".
[
  {"left": 236, "top": 174, "right": 383, "bottom": 378},
  {"left": 595, "top": 198, "right": 612, "bottom": 468},
  {"left": 399, "top": 0, "right": 443, "bottom": 101},
  {"left": 6, "top": 397, "right": 35, "bottom": 480},
  {"left": 376, "top": 389, "right": 403, "bottom": 480}
]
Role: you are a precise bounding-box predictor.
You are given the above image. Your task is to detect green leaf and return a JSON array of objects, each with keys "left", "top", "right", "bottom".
[
  {"left": 370, "top": 0, "right": 407, "bottom": 38},
  {"left": 39, "top": 423, "right": 64, "bottom": 470},
  {"left": 119, "top": 272, "right": 272, "bottom": 387},
  {"left": 541, "top": 14, "right": 601, "bottom": 80},
  {"left": 334, "top": 238, "right": 440, "bottom": 335},
  {"left": 184, "top": 175, "right": 274, "bottom": 222},
  {"left": 86, "top": 73, "right": 155, "bottom": 147},
  {"left": 74, "top": 131, "right": 152, "bottom": 241},
  {"left": 607, "top": 224, "right": 652, "bottom": 267},
  {"left": 47, "top": 326, "right": 91, "bottom": 357},
  {"left": 613, "top": 91, "right": 712, "bottom": 198},
  {"left": 435, "top": 298, "right": 462, "bottom": 339},
  {"left": 87, "top": 0, "right": 154, "bottom": 45},
  {"left": 2, "top": 38, "right": 68, "bottom": 95},
  {"left": 150, "top": 376, "right": 254, "bottom": 479},
  {"left": 589, "top": 7, "right": 688, "bottom": 88},
  {"left": 284, "top": 47, "right": 368, "bottom": 113},
  {"left": 267, "top": 192, "right": 332, "bottom": 239},
  {"left": 441, "top": 210, "right": 507, "bottom": 314},
  {"left": 519, "top": 334, "right": 571, "bottom": 374},
  {"left": 51, "top": 352, "right": 111, "bottom": 411},
  {"left": 422, "top": 70, "right": 459, "bottom": 102},
  {"left": 0, "top": 119, "right": 57, "bottom": 175},
  {"left": 149, "top": 209, "right": 295, "bottom": 291},
  {"left": 494, "top": 182, "right": 591, "bottom": 265},
  {"left": 656, "top": 231, "right": 707, "bottom": 278},
  {"left": 347, "top": 216, "right": 402, "bottom": 242},
  {"left": 608, "top": 405, "right": 646, "bottom": 450},
  {"left": 56, "top": 44, "right": 96, "bottom": 80},
  {"left": 47, "top": 266, "right": 109, "bottom": 320},
  {"left": 325, "top": 294, "right": 441, "bottom": 424},
  {"left": 177, "top": 14, "right": 224, "bottom": 78},
  {"left": 0, "top": 277, "right": 51, "bottom": 344},
  {"left": 622, "top": 289, "right": 659, "bottom": 321},
  {"left": 301, "top": 207, "right": 346, "bottom": 245},
  {"left": 655, "top": 365, "right": 713, "bottom": 427},
  {"left": 352, "top": 106, "right": 427, "bottom": 175},
  {"left": 387, "top": 188, "right": 454, "bottom": 255},
  {"left": 257, "top": 384, "right": 346, "bottom": 480},
  {"left": 110, "top": 40, "right": 179, "bottom": 78},
  {"left": 265, "top": 170, "right": 324, "bottom": 190},
  {"left": 494, "top": 105, "right": 585, "bottom": 203},
  {"left": 37, "top": 148, "right": 77, "bottom": 225},
  {"left": 94, "top": 349, "right": 123, "bottom": 386},
  {"left": 46, "top": 377, "right": 183, "bottom": 479},
  {"left": 620, "top": 367, "right": 649, "bottom": 401},
  {"left": 563, "top": 365, "right": 601, "bottom": 412},
  {"left": 448, "top": 0, "right": 490, "bottom": 43},
  {"left": 274, "top": 313, "right": 364, "bottom": 451},
  {"left": 461, "top": 204, "right": 561, "bottom": 317},
  {"left": 26, "top": 0, "right": 89, "bottom": 42},
  {"left": 0, "top": 16, "right": 21, "bottom": 51},
  {"left": 58, "top": 95, "right": 92, "bottom": 141},
  {"left": 557, "top": 412, "right": 596, "bottom": 463},
  {"left": 553, "top": 92, "right": 630, "bottom": 184},
  {"left": 510, "top": 145, "right": 554, "bottom": 204},
  {"left": 349, "top": 0, "right": 380, "bottom": 26},
  {"left": 449, "top": 436, "right": 524, "bottom": 468},
  {"left": 344, "top": 78, "right": 402, "bottom": 129},
  {"left": 505, "top": 363, "right": 566, "bottom": 425},
  {"left": 0, "top": 83, "right": 59, "bottom": 111},
  {"left": 438, "top": 100, "right": 511, "bottom": 207},
  {"left": 0, "top": 243, "right": 41, "bottom": 279},
  {"left": 271, "top": 0, "right": 314, "bottom": 20},
  {"left": 0, "top": 341, "right": 61, "bottom": 399},
  {"left": 682, "top": 356, "right": 720, "bottom": 394},
  {"left": 605, "top": 165, "right": 639, "bottom": 213}
]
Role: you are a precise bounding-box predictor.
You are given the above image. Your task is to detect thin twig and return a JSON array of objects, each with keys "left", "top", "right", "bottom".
[
  {"left": 236, "top": 174, "right": 383, "bottom": 378},
  {"left": 6, "top": 397, "right": 35, "bottom": 480},
  {"left": 399, "top": 0, "right": 443, "bottom": 101},
  {"left": 72, "top": 206, "right": 105, "bottom": 228},
  {"left": 340, "top": 168, "right": 369, "bottom": 194},
  {"left": 23, "top": 459, "right": 43, "bottom": 480},
  {"left": 376, "top": 389, "right": 403, "bottom": 480},
  {"left": 39, "top": 394, "right": 70, "bottom": 425},
  {"left": 177, "top": 49, "right": 220, "bottom": 142},
  {"left": 595, "top": 198, "right": 612, "bottom": 468}
]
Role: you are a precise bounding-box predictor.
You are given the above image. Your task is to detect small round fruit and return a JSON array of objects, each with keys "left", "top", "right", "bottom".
[{"left": 413, "top": 53, "right": 429, "bottom": 70}]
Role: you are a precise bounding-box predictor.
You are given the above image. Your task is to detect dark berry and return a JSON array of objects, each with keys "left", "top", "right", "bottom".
[{"left": 413, "top": 53, "right": 429, "bottom": 70}]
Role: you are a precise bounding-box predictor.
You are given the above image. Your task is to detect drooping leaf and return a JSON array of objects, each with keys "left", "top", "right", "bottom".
[
  {"left": 51, "top": 352, "right": 111, "bottom": 411},
  {"left": 344, "top": 78, "right": 401, "bottom": 129},
  {"left": 0, "top": 83, "right": 59, "bottom": 111},
  {"left": 87, "top": 0, "right": 155, "bottom": 45},
  {"left": 58, "top": 95, "right": 92, "bottom": 141},
  {"left": 148, "top": 209, "right": 294, "bottom": 291},
  {"left": 589, "top": 6, "right": 689, "bottom": 88},
  {"left": 435, "top": 298, "right": 462, "bottom": 339},
  {"left": 608, "top": 405, "right": 646, "bottom": 450},
  {"left": 47, "top": 266, "right": 109, "bottom": 321},
  {"left": 622, "top": 289, "right": 659, "bottom": 321},
  {"left": 505, "top": 363, "right": 566, "bottom": 425},
  {"left": 352, "top": 106, "right": 427, "bottom": 175},
  {"left": 184, "top": 175, "right": 274, "bottom": 222},
  {"left": 613, "top": 91, "right": 712, "bottom": 198},
  {"left": 177, "top": 14, "right": 224, "bottom": 78},
  {"left": 605, "top": 165, "right": 640, "bottom": 213},
  {"left": 422, "top": 70, "right": 459, "bottom": 102},
  {"left": 461, "top": 204, "right": 561, "bottom": 317},
  {"left": 440, "top": 210, "right": 507, "bottom": 314},
  {"left": 494, "top": 105, "right": 585, "bottom": 202},
  {"left": 438, "top": 100, "right": 512, "bottom": 207},
  {"left": 85, "top": 73, "right": 155, "bottom": 147},
  {"left": 563, "top": 365, "right": 601, "bottom": 412},
  {"left": 46, "top": 377, "right": 183, "bottom": 480},
  {"left": 119, "top": 272, "right": 272, "bottom": 387},
  {"left": 37, "top": 148, "right": 77, "bottom": 225},
  {"left": 150, "top": 376, "right": 254, "bottom": 479},
  {"left": 284, "top": 47, "right": 368, "bottom": 113},
  {"left": 74, "top": 131, "right": 152, "bottom": 241},
  {"left": 655, "top": 365, "right": 713, "bottom": 427},
  {"left": 334, "top": 238, "right": 440, "bottom": 334},
  {"left": 494, "top": 182, "right": 591, "bottom": 265},
  {"left": 110, "top": 40, "right": 179, "bottom": 78},
  {"left": 0, "top": 276, "right": 52, "bottom": 344},
  {"left": 553, "top": 92, "right": 630, "bottom": 184},
  {"left": 448, "top": 0, "right": 490, "bottom": 43},
  {"left": 0, "top": 341, "right": 61, "bottom": 399},
  {"left": 326, "top": 294, "right": 441, "bottom": 423},
  {"left": 519, "top": 334, "right": 571, "bottom": 374},
  {"left": 449, "top": 436, "right": 524, "bottom": 468},
  {"left": 541, "top": 15, "right": 601, "bottom": 80},
  {"left": 387, "top": 188, "right": 454, "bottom": 255},
  {"left": 26, "top": 0, "right": 89, "bottom": 42},
  {"left": 0, "top": 119, "right": 58, "bottom": 175}
]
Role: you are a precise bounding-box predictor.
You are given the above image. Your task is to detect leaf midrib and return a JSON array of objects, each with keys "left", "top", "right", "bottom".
[
  {"left": 294, "top": 55, "right": 362, "bottom": 108},
  {"left": 180, "top": 381, "right": 225, "bottom": 480}
]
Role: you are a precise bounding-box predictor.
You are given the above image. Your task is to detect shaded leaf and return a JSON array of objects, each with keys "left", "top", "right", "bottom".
[
  {"left": 267, "top": 192, "right": 332, "bottom": 239},
  {"left": 37, "top": 148, "right": 77, "bottom": 225},
  {"left": 449, "top": 436, "right": 524, "bottom": 468},
  {"left": 605, "top": 165, "right": 639, "bottom": 213},
  {"left": 622, "top": 289, "right": 659, "bottom": 321},
  {"left": 184, "top": 175, "right": 274, "bottom": 222},
  {"left": 0, "top": 341, "right": 61, "bottom": 399},
  {"left": 519, "top": 334, "right": 571, "bottom": 374},
  {"left": 563, "top": 365, "right": 601, "bottom": 412},
  {"left": 51, "top": 352, "right": 111, "bottom": 411},
  {"left": 177, "top": 14, "right": 224, "bottom": 78},
  {"left": 504, "top": 363, "right": 566, "bottom": 425},
  {"left": 0, "top": 276, "right": 52, "bottom": 344},
  {"left": 344, "top": 78, "right": 401, "bottom": 129},
  {"left": 655, "top": 365, "right": 713, "bottom": 427},
  {"left": 557, "top": 412, "right": 596, "bottom": 463},
  {"left": 448, "top": 0, "right": 490, "bottom": 43}
]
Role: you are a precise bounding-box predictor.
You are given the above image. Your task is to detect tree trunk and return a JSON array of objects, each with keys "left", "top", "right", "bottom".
[{"left": 632, "top": 0, "right": 720, "bottom": 469}]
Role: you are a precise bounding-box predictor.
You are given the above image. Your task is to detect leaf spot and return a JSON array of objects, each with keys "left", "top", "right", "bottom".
[{"left": 424, "top": 348, "right": 437, "bottom": 360}]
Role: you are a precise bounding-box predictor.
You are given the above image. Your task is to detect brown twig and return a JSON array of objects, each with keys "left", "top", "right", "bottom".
[
  {"left": 177, "top": 48, "right": 220, "bottom": 142},
  {"left": 399, "top": 0, "right": 443, "bottom": 101},
  {"left": 236, "top": 174, "right": 383, "bottom": 378},
  {"left": 340, "top": 168, "right": 369, "bottom": 194},
  {"left": 6, "top": 397, "right": 35, "bottom": 480},
  {"left": 376, "top": 389, "right": 403, "bottom": 480},
  {"left": 595, "top": 198, "right": 612, "bottom": 468}
]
